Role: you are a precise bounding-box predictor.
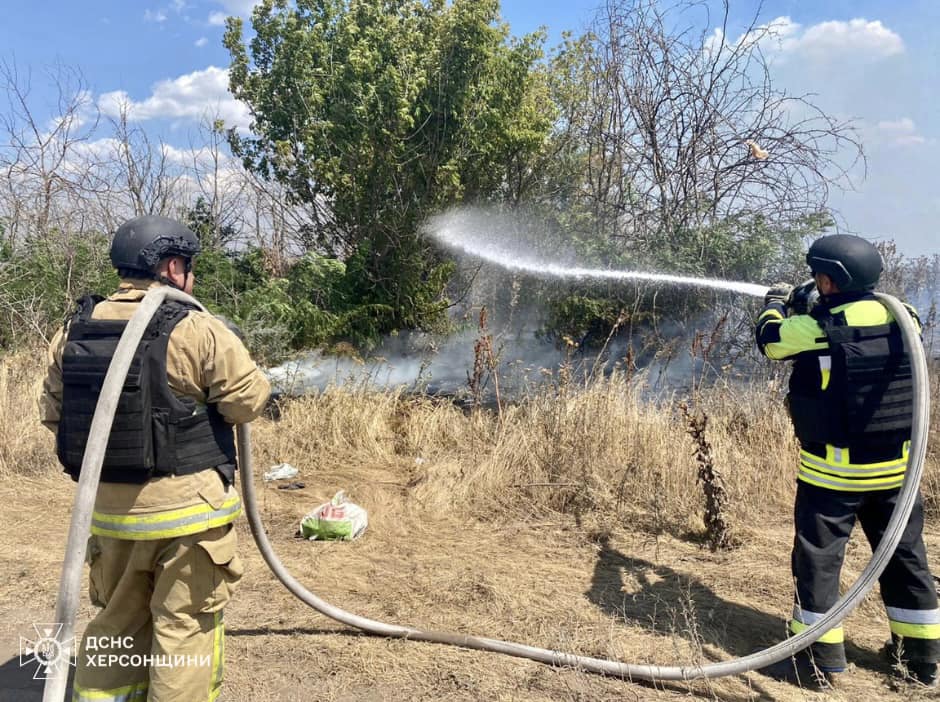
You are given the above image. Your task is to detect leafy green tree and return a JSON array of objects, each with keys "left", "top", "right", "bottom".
[
  {"left": 224, "top": 0, "right": 550, "bottom": 336},
  {"left": 0, "top": 232, "right": 118, "bottom": 349}
]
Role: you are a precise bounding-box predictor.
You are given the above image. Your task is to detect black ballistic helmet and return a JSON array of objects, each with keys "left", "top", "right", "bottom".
[
  {"left": 806, "top": 234, "right": 883, "bottom": 292},
  {"left": 110, "top": 215, "right": 201, "bottom": 277}
]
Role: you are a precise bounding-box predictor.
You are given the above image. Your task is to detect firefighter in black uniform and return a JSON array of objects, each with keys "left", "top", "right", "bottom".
[{"left": 756, "top": 234, "right": 939, "bottom": 686}]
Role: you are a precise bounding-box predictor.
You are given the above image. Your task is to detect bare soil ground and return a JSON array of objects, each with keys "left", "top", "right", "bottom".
[{"left": 1, "top": 461, "right": 939, "bottom": 702}]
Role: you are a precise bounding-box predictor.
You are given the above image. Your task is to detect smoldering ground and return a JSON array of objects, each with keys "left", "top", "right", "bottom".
[{"left": 267, "top": 206, "right": 774, "bottom": 401}]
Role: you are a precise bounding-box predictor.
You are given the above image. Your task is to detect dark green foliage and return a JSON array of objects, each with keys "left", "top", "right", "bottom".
[
  {"left": 542, "top": 295, "right": 624, "bottom": 348},
  {"left": 186, "top": 197, "right": 239, "bottom": 250},
  {"left": 0, "top": 232, "right": 119, "bottom": 348},
  {"left": 0, "top": 224, "right": 370, "bottom": 363}
]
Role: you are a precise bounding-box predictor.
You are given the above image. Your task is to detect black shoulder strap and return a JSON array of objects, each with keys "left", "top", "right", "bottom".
[
  {"left": 148, "top": 300, "right": 195, "bottom": 336},
  {"left": 67, "top": 294, "right": 105, "bottom": 326}
]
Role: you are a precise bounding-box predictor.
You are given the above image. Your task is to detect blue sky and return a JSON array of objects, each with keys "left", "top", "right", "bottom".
[{"left": 1, "top": 0, "right": 938, "bottom": 256}]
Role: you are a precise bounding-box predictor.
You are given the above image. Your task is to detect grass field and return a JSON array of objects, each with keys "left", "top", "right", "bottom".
[{"left": 1, "top": 349, "right": 938, "bottom": 701}]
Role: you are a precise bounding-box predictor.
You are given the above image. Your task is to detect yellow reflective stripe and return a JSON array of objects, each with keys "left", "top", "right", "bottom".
[
  {"left": 798, "top": 467, "right": 904, "bottom": 492},
  {"left": 210, "top": 610, "right": 224, "bottom": 701},
  {"left": 758, "top": 308, "right": 784, "bottom": 323},
  {"left": 801, "top": 449, "right": 908, "bottom": 474},
  {"left": 92, "top": 497, "right": 241, "bottom": 525},
  {"left": 798, "top": 450, "right": 907, "bottom": 492},
  {"left": 800, "top": 454, "right": 907, "bottom": 480},
  {"left": 790, "top": 619, "right": 844, "bottom": 644},
  {"left": 73, "top": 681, "right": 148, "bottom": 702},
  {"left": 890, "top": 621, "right": 940, "bottom": 640},
  {"left": 819, "top": 356, "right": 832, "bottom": 390},
  {"left": 91, "top": 499, "right": 242, "bottom": 540},
  {"left": 823, "top": 441, "right": 910, "bottom": 468},
  {"left": 800, "top": 462, "right": 905, "bottom": 483}
]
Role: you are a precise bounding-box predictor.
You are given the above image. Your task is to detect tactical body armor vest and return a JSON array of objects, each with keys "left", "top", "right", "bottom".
[
  {"left": 786, "top": 298, "right": 914, "bottom": 456},
  {"left": 57, "top": 295, "right": 236, "bottom": 483}
]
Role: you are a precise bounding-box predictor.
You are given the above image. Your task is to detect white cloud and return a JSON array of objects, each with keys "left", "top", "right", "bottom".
[
  {"left": 781, "top": 18, "right": 904, "bottom": 61},
  {"left": 723, "top": 16, "right": 904, "bottom": 65},
  {"left": 876, "top": 117, "right": 928, "bottom": 146},
  {"left": 144, "top": 8, "right": 168, "bottom": 23},
  {"left": 98, "top": 66, "right": 251, "bottom": 132},
  {"left": 195, "top": 37, "right": 209, "bottom": 48},
  {"left": 208, "top": 11, "right": 228, "bottom": 26}
]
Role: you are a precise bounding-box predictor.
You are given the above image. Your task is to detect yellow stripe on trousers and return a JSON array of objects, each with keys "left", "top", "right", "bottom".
[
  {"left": 91, "top": 499, "right": 242, "bottom": 540},
  {"left": 72, "top": 681, "right": 149, "bottom": 702}
]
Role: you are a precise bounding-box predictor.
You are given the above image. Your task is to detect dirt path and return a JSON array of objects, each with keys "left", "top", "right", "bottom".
[{"left": 1, "top": 469, "right": 938, "bottom": 701}]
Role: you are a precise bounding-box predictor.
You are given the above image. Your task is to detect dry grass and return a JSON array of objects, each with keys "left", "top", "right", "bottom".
[
  {"left": 0, "top": 347, "right": 57, "bottom": 478},
  {"left": 5, "top": 348, "right": 938, "bottom": 537},
  {"left": 3, "top": 349, "right": 940, "bottom": 701},
  {"left": 247, "top": 370, "right": 805, "bottom": 549}
]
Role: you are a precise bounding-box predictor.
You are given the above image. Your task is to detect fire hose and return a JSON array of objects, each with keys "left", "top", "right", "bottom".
[{"left": 43, "top": 285, "right": 931, "bottom": 700}]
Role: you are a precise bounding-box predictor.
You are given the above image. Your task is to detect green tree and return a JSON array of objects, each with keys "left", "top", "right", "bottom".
[
  {"left": 0, "top": 231, "right": 118, "bottom": 349},
  {"left": 224, "top": 0, "right": 550, "bottom": 336}
]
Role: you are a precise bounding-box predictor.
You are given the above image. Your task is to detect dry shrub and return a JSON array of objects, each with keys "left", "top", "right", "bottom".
[
  {"left": 920, "top": 362, "right": 940, "bottom": 516},
  {"left": 251, "top": 383, "right": 405, "bottom": 470},
  {"left": 5, "top": 346, "right": 940, "bottom": 539},
  {"left": 401, "top": 372, "right": 800, "bottom": 535},
  {"left": 0, "top": 349, "right": 57, "bottom": 477}
]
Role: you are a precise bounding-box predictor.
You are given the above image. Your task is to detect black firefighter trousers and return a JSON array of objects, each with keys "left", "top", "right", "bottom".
[{"left": 790, "top": 481, "right": 940, "bottom": 671}]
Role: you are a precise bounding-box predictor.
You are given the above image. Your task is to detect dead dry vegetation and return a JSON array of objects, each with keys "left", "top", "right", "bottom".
[{"left": 2, "top": 350, "right": 940, "bottom": 701}]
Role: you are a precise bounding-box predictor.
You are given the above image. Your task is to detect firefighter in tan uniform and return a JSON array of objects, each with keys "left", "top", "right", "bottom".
[{"left": 39, "top": 215, "right": 270, "bottom": 702}]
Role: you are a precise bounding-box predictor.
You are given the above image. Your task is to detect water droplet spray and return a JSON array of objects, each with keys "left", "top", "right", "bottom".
[{"left": 424, "top": 209, "right": 770, "bottom": 298}]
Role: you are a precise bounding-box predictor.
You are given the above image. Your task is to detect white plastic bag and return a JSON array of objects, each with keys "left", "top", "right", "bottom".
[
  {"left": 264, "top": 462, "right": 299, "bottom": 481},
  {"left": 300, "top": 490, "right": 368, "bottom": 541}
]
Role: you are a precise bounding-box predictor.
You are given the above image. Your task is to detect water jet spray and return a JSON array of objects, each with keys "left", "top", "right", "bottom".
[{"left": 424, "top": 209, "right": 770, "bottom": 298}]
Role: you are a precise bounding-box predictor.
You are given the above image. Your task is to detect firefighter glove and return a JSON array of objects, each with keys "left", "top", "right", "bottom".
[
  {"left": 764, "top": 282, "right": 793, "bottom": 307},
  {"left": 789, "top": 280, "right": 819, "bottom": 315}
]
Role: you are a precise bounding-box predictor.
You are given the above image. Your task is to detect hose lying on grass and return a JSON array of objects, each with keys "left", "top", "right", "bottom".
[{"left": 43, "top": 287, "right": 930, "bottom": 700}]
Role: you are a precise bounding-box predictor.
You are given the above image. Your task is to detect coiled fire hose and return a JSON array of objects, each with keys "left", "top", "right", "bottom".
[{"left": 44, "top": 286, "right": 930, "bottom": 700}]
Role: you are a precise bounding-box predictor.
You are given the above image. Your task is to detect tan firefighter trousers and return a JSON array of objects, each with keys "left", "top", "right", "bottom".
[{"left": 72, "top": 525, "right": 243, "bottom": 702}]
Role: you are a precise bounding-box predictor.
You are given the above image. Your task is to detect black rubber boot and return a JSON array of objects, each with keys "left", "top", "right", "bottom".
[
  {"left": 909, "top": 661, "right": 939, "bottom": 687},
  {"left": 884, "top": 639, "right": 939, "bottom": 687},
  {"left": 758, "top": 650, "right": 840, "bottom": 689}
]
